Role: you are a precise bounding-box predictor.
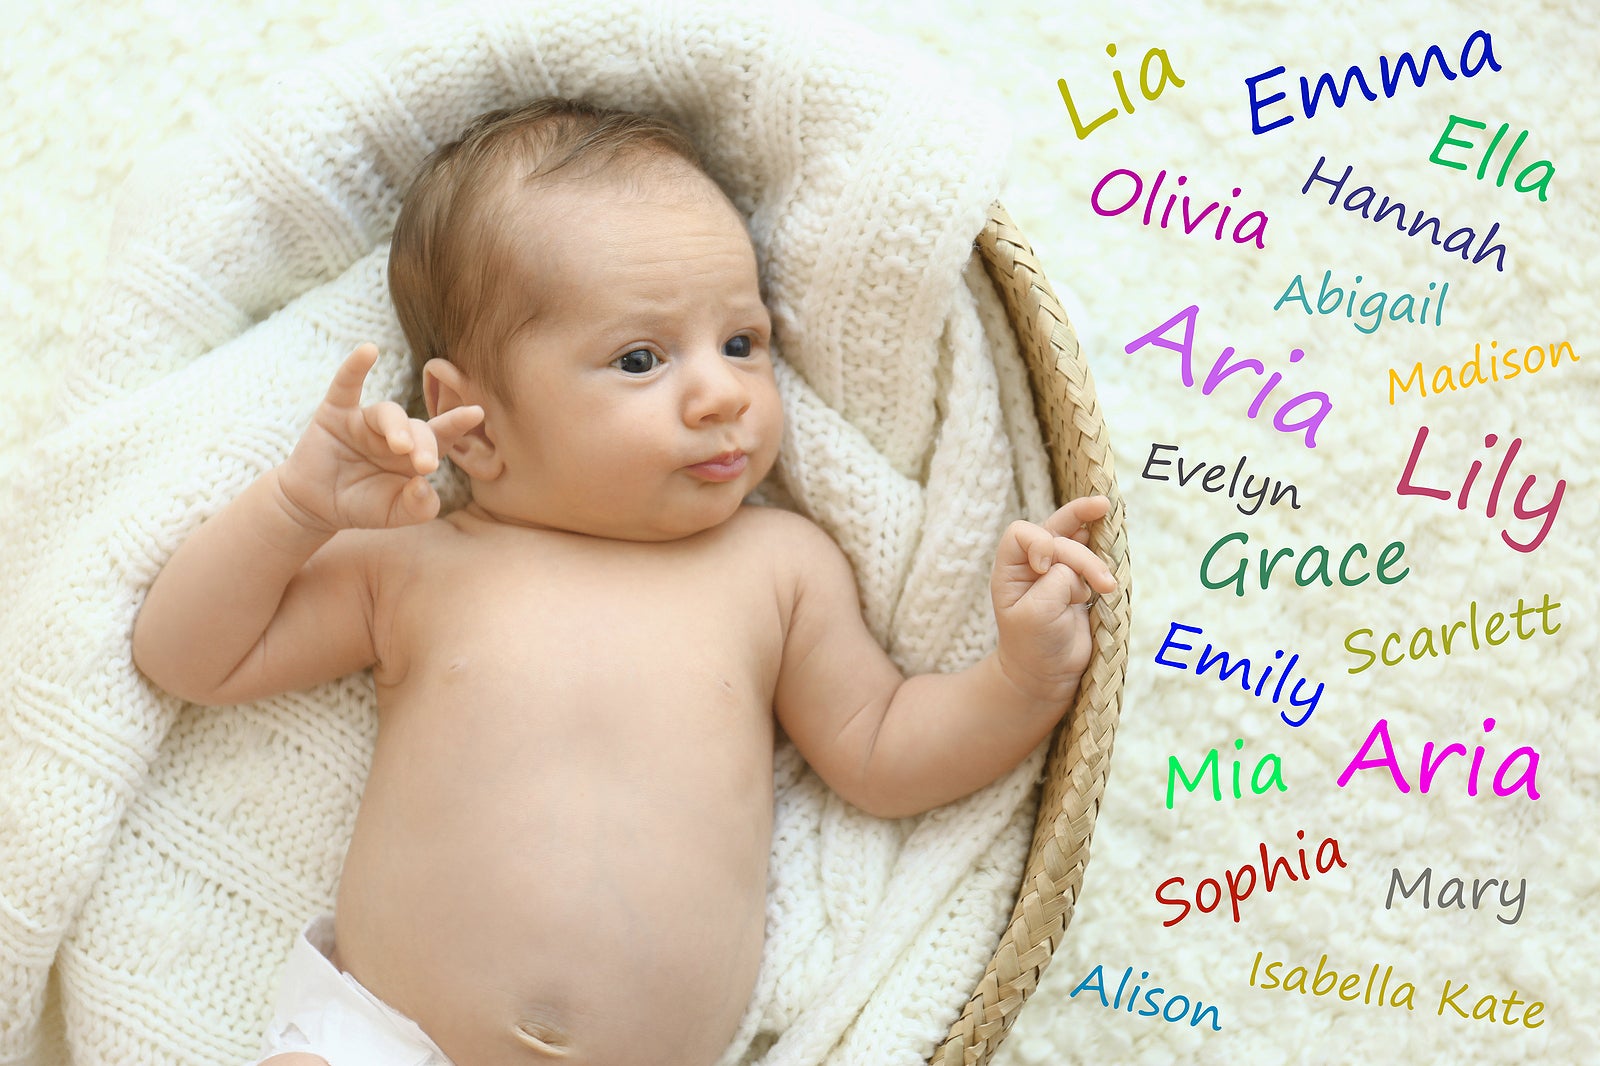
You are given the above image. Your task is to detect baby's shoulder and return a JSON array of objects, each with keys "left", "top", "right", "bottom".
[
  {"left": 334, "top": 515, "right": 461, "bottom": 590},
  {"left": 723, "top": 505, "right": 856, "bottom": 606},
  {"left": 726, "top": 503, "right": 840, "bottom": 559},
  {"left": 353, "top": 513, "right": 456, "bottom": 554}
]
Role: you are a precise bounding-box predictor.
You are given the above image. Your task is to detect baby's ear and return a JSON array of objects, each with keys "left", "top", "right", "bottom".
[{"left": 423, "top": 358, "right": 504, "bottom": 482}]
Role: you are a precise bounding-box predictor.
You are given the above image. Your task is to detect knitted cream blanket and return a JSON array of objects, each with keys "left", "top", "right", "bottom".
[{"left": 0, "top": 3, "right": 1055, "bottom": 1063}]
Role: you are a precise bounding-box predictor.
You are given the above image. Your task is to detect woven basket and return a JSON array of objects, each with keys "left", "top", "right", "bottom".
[{"left": 931, "top": 203, "right": 1132, "bottom": 1066}]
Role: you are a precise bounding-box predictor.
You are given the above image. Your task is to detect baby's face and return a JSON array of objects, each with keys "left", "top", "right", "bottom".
[{"left": 461, "top": 165, "right": 782, "bottom": 541}]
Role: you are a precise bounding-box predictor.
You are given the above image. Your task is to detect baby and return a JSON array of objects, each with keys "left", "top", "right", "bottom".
[{"left": 131, "top": 99, "right": 1116, "bottom": 1066}]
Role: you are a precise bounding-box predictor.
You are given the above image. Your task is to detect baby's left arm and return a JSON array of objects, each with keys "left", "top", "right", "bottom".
[{"left": 774, "top": 497, "right": 1116, "bottom": 819}]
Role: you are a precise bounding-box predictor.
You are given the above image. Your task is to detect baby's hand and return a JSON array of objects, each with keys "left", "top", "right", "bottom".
[
  {"left": 275, "top": 344, "right": 484, "bottom": 534},
  {"left": 990, "top": 495, "right": 1117, "bottom": 704}
]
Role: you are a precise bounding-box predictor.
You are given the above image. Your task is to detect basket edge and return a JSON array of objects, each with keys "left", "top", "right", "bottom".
[{"left": 928, "top": 202, "right": 1133, "bottom": 1066}]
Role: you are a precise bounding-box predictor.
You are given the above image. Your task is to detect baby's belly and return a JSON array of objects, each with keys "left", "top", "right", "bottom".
[{"left": 333, "top": 681, "right": 775, "bottom": 1066}]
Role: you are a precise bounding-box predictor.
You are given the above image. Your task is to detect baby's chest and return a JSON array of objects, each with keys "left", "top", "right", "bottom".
[{"left": 381, "top": 540, "right": 788, "bottom": 712}]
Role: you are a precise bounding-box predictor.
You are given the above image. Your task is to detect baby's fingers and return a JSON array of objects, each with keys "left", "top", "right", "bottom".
[
  {"left": 362, "top": 403, "right": 441, "bottom": 474},
  {"left": 427, "top": 405, "right": 485, "bottom": 454},
  {"left": 1032, "top": 558, "right": 1089, "bottom": 609},
  {"left": 1043, "top": 495, "right": 1111, "bottom": 541},
  {"left": 1032, "top": 534, "right": 1118, "bottom": 595},
  {"left": 1010, "top": 523, "right": 1075, "bottom": 574},
  {"left": 399, "top": 474, "right": 442, "bottom": 523},
  {"left": 363, "top": 401, "right": 414, "bottom": 454},
  {"left": 997, "top": 520, "right": 1053, "bottom": 578},
  {"left": 324, "top": 343, "right": 380, "bottom": 409}
]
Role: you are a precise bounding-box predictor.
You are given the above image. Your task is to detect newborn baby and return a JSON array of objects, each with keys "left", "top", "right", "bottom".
[{"left": 131, "top": 99, "right": 1115, "bottom": 1066}]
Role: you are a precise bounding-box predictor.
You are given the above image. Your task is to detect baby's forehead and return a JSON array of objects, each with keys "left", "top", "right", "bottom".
[
  {"left": 470, "top": 155, "right": 757, "bottom": 319},
  {"left": 486, "top": 159, "right": 747, "bottom": 264},
  {"left": 496, "top": 152, "right": 732, "bottom": 220}
]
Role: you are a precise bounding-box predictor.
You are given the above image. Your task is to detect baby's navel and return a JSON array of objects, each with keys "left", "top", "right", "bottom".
[{"left": 512, "top": 1019, "right": 572, "bottom": 1058}]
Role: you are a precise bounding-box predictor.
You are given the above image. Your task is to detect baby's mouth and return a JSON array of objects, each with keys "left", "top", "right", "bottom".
[{"left": 684, "top": 450, "right": 748, "bottom": 483}]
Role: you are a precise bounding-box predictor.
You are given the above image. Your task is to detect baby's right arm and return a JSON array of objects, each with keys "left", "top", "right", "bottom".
[{"left": 131, "top": 344, "right": 482, "bottom": 706}]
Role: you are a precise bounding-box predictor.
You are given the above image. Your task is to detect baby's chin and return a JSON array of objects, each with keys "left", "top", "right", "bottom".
[{"left": 627, "top": 489, "right": 764, "bottom": 542}]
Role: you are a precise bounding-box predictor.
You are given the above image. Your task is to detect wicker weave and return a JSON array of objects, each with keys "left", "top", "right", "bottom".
[{"left": 930, "top": 203, "right": 1132, "bottom": 1066}]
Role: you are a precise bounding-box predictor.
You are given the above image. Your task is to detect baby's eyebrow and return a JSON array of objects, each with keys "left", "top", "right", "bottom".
[
  {"left": 733, "top": 301, "right": 773, "bottom": 329},
  {"left": 612, "top": 301, "right": 771, "bottom": 335},
  {"left": 721, "top": 293, "right": 771, "bottom": 321}
]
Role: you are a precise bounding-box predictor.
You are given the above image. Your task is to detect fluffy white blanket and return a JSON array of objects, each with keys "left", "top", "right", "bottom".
[{"left": 0, "top": 3, "right": 1057, "bottom": 1064}]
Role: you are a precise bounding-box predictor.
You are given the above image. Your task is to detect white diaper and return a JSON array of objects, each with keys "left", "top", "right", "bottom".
[{"left": 252, "top": 916, "right": 453, "bottom": 1066}]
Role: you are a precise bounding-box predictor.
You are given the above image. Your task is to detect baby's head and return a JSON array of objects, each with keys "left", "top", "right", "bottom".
[{"left": 388, "top": 99, "right": 782, "bottom": 541}]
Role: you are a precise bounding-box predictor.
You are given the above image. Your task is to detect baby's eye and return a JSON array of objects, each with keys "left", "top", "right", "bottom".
[
  {"left": 612, "top": 349, "right": 660, "bottom": 374},
  {"left": 723, "top": 335, "right": 753, "bottom": 359}
]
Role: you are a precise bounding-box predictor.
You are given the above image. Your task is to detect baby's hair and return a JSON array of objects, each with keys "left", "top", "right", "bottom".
[{"left": 388, "top": 98, "right": 707, "bottom": 404}]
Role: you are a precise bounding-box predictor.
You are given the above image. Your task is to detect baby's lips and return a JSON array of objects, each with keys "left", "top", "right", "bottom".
[{"left": 684, "top": 450, "right": 749, "bottom": 483}]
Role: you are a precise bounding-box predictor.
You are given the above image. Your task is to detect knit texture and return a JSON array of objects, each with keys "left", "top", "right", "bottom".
[{"left": 0, "top": 3, "right": 1055, "bottom": 1064}]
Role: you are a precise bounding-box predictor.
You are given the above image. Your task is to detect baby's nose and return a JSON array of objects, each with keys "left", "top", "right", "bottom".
[{"left": 684, "top": 351, "right": 751, "bottom": 424}]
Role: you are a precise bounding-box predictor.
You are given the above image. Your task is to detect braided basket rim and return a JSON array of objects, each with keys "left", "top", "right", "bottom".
[{"left": 929, "top": 202, "right": 1132, "bottom": 1066}]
